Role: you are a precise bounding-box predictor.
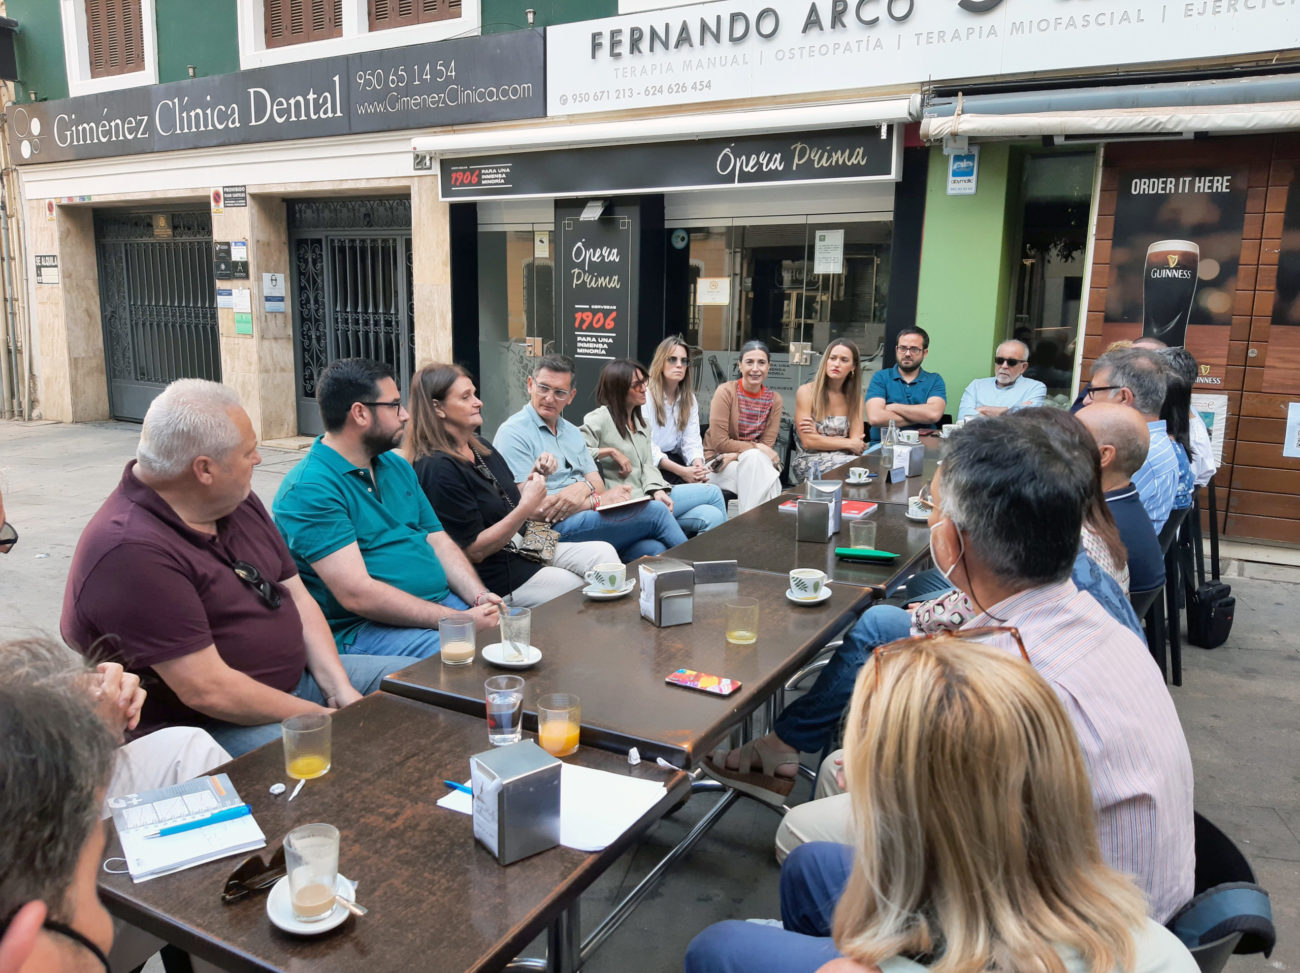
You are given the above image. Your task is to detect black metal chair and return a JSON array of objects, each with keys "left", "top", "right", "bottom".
[
  {"left": 1129, "top": 583, "right": 1168, "bottom": 679},
  {"left": 1166, "top": 813, "right": 1276, "bottom": 973},
  {"left": 1157, "top": 507, "right": 1191, "bottom": 685}
]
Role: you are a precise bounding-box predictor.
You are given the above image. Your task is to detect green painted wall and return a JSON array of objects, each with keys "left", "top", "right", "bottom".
[
  {"left": 8, "top": 0, "right": 69, "bottom": 102},
  {"left": 481, "top": 0, "right": 616, "bottom": 33},
  {"left": 157, "top": 0, "right": 239, "bottom": 83},
  {"left": 913, "top": 144, "right": 1017, "bottom": 416}
]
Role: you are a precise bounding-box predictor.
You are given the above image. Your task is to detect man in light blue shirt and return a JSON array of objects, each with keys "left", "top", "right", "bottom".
[
  {"left": 957, "top": 340, "right": 1046, "bottom": 419},
  {"left": 1083, "top": 348, "right": 1177, "bottom": 531},
  {"left": 493, "top": 354, "right": 685, "bottom": 561}
]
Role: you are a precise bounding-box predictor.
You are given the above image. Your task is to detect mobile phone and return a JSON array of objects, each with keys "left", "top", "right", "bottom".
[
  {"left": 665, "top": 669, "right": 741, "bottom": 696},
  {"left": 707, "top": 455, "right": 726, "bottom": 472}
]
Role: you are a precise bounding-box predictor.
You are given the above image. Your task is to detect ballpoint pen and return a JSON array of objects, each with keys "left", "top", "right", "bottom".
[
  {"left": 442, "top": 779, "right": 473, "bottom": 796},
  {"left": 143, "top": 804, "right": 252, "bottom": 839}
]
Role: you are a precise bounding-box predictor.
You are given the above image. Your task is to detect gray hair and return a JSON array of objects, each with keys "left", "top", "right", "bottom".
[
  {"left": 1094, "top": 348, "right": 1168, "bottom": 416},
  {"left": 1158, "top": 346, "right": 1199, "bottom": 386},
  {"left": 938, "top": 415, "right": 1090, "bottom": 586},
  {"left": 998, "top": 339, "right": 1030, "bottom": 361},
  {"left": 137, "top": 379, "right": 243, "bottom": 478},
  {"left": 0, "top": 638, "right": 115, "bottom": 924}
]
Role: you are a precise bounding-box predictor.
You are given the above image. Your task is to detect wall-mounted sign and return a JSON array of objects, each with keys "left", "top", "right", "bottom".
[
  {"left": 263, "top": 273, "right": 286, "bottom": 313},
  {"left": 1192, "top": 393, "right": 1229, "bottom": 467},
  {"left": 8, "top": 31, "right": 544, "bottom": 166},
  {"left": 441, "top": 125, "right": 898, "bottom": 200},
  {"left": 812, "top": 229, "right": 844, "bottom": 275},
  {"left": 232, "top": 288, "right": 252, "bottom": 313},
  {"left": 34, "top": 255, "right": 58, "bottom": 285},
  {"left": 947, "top": 148, "right": 979, "bottom": 196},
  {"left": 210, "top": 188, "right": 224, "bottom": 215},
  {"left": 696, "top": 277, "right": 731, "bottom": 306},
  {"left": 213, "top": 242, "right": 233, "bottom": 279},
  {"left": 547, "top": 0, "right": 1297, "bottom": 116},
  {"left": 1264, "top": 176, "right": 1300, "bottom": 394},
  {"left": 1100, "top": 166, "right": 1248, "bottom": 386},
  {"left": 224, "top": 186, "right": 248, "bottom": 208},
  {"left": 234, "top": 312, "right": 253, "bottom": 336},
  {"left": 217, "top": 287, "right": 234, "bottom": 309},
  {"left": 152, "top": 214, "right": 172, "bottom": 238}
]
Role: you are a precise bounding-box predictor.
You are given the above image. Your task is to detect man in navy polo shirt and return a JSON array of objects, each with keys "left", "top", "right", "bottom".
[
  {"left": 864, "top": 325, "right": 948, "bottom": 442},
  {"left": 274, "top": 358, "right": 502, "bottom": 660}
]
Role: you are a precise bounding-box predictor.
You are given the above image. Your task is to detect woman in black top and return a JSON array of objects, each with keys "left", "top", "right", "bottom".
[{"left": 406, "top": 362, "right": 620, "bottom": 607}]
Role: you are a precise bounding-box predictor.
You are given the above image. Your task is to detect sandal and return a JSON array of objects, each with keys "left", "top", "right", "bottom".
[{"left": 700, "top": 738, "right": 799, "bottom": 805}]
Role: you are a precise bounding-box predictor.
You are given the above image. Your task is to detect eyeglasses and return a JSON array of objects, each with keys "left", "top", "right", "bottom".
[
  {"left": 1082, "top": 384, "right": 1122, "bottom": 398},
  {"left": 232, "top": 559, "right": 282, "bottom": 610},
  {"left": 896, "top": 345, "right": 925, "bottom": 355},
  {"left": 222, "top": 845, "right": 287, "bottom": 904},
  {"left": 631, "top": 378, "right": 648, "bottom": 391},
  {"left": 0, "top": 520, "right": 16, "bottom": 553},
  {"left": 994, "top": 357, "right": 1025, "bottom": 367},
  {"left": 533, "top": 382, "right": 573, "bottom": 401},
  {"left": 874, "top": 625, "right": 1028, "bottom": 682},
  {"left": 666, "top": 356, "right": 690, "bottom": 366},
  {"left": 360, "top": 399, "right": 404, "bottom": 411}
]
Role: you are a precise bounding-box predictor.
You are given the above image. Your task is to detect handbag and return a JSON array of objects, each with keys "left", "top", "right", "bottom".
[
  {"left": 468, "top": 441, "right": 558, "bottom": 565},
  {"left": 1187, "top": 480, "right": 1234, "bottom": 649}
]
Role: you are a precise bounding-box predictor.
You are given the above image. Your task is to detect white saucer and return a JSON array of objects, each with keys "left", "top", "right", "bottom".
[
  {"left": 786, "top": 587, "right": 832, "bottom": 605},
  {"left": 266, "top": 874, "right": 355, "bottom": 935},
  {"left": 482, "top": 642, "right": 542, "bottom": 668},
  {"left": 905, "top": 506, "right": 930, "bottom": 522},
  {"left": 582, "top": 579, "right": 636, "bottom": 600}
]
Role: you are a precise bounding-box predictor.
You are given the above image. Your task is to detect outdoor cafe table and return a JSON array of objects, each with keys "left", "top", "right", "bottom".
[
  {"left": 667, "top": 492, "right": 932, "bottom": 594},
  {"left": 99, "top": 692, "right": 689, "bottom": 973},
  {"left": 825, "top": 439, "right": 944, "bottom": 506},
  {"left": 382, "top": 569, "right": 871, "bottom": 769}
]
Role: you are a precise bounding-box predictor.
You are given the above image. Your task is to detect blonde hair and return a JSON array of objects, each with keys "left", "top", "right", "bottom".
[
  {"left": 832, "top": 637, "right": 1147, "bottom": 973},
  {"left": 809, "top": 339, "right": 862, "bottom": 427},
  {"left": 647, "top": 336, "right": 695, "bottom": 434}
]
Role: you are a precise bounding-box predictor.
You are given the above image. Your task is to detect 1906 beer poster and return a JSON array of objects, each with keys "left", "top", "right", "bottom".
[{"left": 1102, "top": 167, "right": 1249, "bottom": 386}]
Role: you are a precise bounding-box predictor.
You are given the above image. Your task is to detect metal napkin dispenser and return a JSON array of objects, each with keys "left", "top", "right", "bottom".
[
  {"left": 470, "top": 740, "right": 561, "bottom": 865},
  {"left": 808, "top": 480, "right": 843, "bottom": 533},
  {"left": 796, "top": 498, "right": 833, "bottom": 542},
  {"left": 638, "top": 556, "right": 696, "bottom": 627},
  {"left": 893, "top": 444, "right": 925, "bottom": 477}
]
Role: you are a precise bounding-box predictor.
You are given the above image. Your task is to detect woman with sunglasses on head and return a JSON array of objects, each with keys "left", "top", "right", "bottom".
[
  {"left": 686, "top": 635, "right": 1198, "bottom": 973},
  {"left": 581, "top": 359, "right": 726, "bottom": 538},
  {"left": 643, "top": 336, "right": 711, "bottom": 486},
  {"left": 790, "top": 340, "right": 866, "bottom": 484},
  {"left": 404, "top": 363, "right": 619, "bottom": 608},
  {"left": 704, "top": 339, "right": 784, "bottom": 514}
]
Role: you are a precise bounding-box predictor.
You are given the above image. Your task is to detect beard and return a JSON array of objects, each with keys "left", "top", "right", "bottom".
[{"left": 362, "top": 425, "right": 402, "bottom": 458}]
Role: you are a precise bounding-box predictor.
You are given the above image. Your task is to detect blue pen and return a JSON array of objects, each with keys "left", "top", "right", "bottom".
[
  {"left": 144, "top": 804, "right": 252, "bottom": 839},
  {"left": 443, "top": 779, "right": 472, "bottom": 796}
]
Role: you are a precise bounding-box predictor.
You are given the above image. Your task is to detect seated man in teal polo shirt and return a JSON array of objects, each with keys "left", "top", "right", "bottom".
[
  {"left": 274, "top": 358, "right": 501, "bottom": 659},
  {"left": 493, "top": 354, "right": 686, "bottom": 560},
  {"left": 864, "top": 325, "right": 948, "bottom": 442}
]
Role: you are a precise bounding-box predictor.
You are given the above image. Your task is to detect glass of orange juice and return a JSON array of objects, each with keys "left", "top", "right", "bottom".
[
  {"left": 282, "top": 712, "right": 332, "bottom": 780},
  {"left": 537, "top": 693, "right": 581, "bottom": 757}
]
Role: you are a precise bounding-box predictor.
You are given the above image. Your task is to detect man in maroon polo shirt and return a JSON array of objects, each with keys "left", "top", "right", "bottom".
[{"left": 61, "top": 379, "right": 408, "bottom": 757}]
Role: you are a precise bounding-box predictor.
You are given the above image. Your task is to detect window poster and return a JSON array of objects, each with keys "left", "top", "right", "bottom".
[
  {"left": 1102, "top": 167, "right": 1249, "bottom": 388},
  {"left": 1264, "top": 174, "right": 1300, "bottom": 394}
]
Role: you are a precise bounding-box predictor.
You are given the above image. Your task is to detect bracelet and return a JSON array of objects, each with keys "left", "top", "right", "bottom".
[
  {"left": 592, "top": 493, "right": 601, "bottom": 510},
  {"left": 473, "top": 591, "right": 493, "bottom": 607}
]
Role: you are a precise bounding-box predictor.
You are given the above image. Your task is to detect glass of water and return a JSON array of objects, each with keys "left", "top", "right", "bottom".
[{"left": 484, "top": 675, "right": 525, "bottom": 746}]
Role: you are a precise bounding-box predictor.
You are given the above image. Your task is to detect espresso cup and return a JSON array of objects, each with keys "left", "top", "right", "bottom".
[
  {"left": 942, "top": 423, "right": 956, "bottom": 437},
  {"left": 788, "top": 568, "right": 826, "bottom": 600},
  {"left": 584, "top": 562, "right": 626, "bottom": 592},
  {"left": 846, "top": 467, "right": 870, "bottom": 483},
  {"left": 908, "top": 497, "right": 930, "bottom": 518},
  {"left": 898, "top": 429, "right": 920, "bottom": 445}
]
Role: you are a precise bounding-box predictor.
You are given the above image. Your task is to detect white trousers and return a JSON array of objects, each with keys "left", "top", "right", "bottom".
[
  {"left": 709, "top": 449, "right": 782, "bottom": 514},
  {"left": 773, "top": 749, "right": 853, "bottom": 864},
  {"left": 507, "top": 540, "right": 621, "bottom": 607}
]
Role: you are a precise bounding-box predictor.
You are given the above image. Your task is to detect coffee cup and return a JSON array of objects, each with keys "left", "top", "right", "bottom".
[
  {"left": 584, "top": 562, "right": 626, "bottom": 592},
  {"left": 846, "top": 467, "right": 870, "bottom": 483},
  {"left": 942, "top": 423, "right": 956, "bottom": 438},
  {"left": 788, "top": 568, "right": 826, "bottom": 600},
  {"left": 898, "top": 429, "right": 920, "bottom": 445},
  {"left": 908, "top": 496, "right": 930, "bottom": 519}
]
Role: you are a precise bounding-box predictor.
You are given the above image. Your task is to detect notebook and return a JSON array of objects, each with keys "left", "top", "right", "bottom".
[{"left": 108, "top": 774, "right": 265, "bottom": 882}]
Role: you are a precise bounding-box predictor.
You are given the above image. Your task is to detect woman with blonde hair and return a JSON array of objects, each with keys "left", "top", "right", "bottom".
[
  {"left": 642, "top": 335, "right": 710, "bottom": 485},
  {"left": 685, "top": 635, "right": 1197, "bottom": 973},
  {"left": 790, "top": 339, "right": 866, "bottom": 483}
]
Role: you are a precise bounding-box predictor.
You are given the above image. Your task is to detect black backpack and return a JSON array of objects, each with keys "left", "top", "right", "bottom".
[{"left": 1187, "top": 480, "right": 1234, "bottom": 649}]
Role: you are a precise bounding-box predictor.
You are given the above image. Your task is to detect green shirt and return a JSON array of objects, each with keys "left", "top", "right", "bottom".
[
  {"left": 580, "top": 405, "right": 670, "bottom": 496},
  {"left": 272, "top": 438, "right": 449, "bottom": 644}
]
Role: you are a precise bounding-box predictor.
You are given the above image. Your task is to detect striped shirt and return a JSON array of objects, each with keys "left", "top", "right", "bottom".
[
  {"left": 736, "top": 384, "right": 776, "bottom": 442},
  {"left": 965, "top": 579, "right": 1195, "bottom": 923},
  {"left": 1131, "top": 420, "right": 1180, "bottom": 531}
]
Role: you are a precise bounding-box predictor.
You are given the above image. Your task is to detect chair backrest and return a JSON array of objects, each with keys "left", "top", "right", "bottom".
[
  {"left": 1129, "top": 584, "right": 1163, "bottom": 618},
  {"left": 1158, "top": 507, "right": 1191, "bottom": 555}
]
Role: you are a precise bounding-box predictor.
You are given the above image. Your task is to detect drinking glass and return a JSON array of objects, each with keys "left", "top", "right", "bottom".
[
  {"left": 500, "top": 606, "right": 531, "bottom": 663},
  {"left": 485, "top": 675, "right": 525, "bottom": 746},
  {"left": 282, "top": 712, "right": 331, "bottom": 781},
  {"left": 850, "top": 519, "right": 877, "bottom": 550},
  {"left": 725, "top": 597, "right": 759, "bottom": 645},
  {"left": 284, "top": 823, "right": 339, "bottom": 922},
  {"left": 537, "top": 692, "right": 581, "bottom": 757},
  {"left": 439, "top": 613, "right": 476, "bottom": 666}
]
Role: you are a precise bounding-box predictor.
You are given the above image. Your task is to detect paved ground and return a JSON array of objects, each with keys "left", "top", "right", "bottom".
[{"left": 1, "top": 418, "right": 1294, "bottom": 972}]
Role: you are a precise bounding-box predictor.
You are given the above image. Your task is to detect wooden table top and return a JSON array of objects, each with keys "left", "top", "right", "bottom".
[
  {"left": 100, "top": 692, "right": 689, "bottom": 973},
  {"left": 821, "top": 440, "right": 944, "bottom": 506},
  {"left": 382, "top": 569, "right": 871, "bottom": 768}
]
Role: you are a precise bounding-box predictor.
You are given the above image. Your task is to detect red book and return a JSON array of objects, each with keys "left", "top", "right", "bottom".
[{"left": 778, "top": 499, "right": 878, "bottom": 519}]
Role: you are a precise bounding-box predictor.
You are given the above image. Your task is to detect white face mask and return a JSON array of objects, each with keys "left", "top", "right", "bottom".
[{"left": 928, "top": 519, "right": 964, "bottom": 581}]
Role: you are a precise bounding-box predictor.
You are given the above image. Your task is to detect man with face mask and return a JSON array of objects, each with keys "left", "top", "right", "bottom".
[{"left": 705, "top": 415, "right": 1194, "bottom": 928}]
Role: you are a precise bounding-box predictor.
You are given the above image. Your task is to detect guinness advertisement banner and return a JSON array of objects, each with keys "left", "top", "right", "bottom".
[
  {"left": 1263, "top": 176, "right": 1300, "bottom": 394},
  {"left": 439, "top": 124, "right": 898, "bottom": 200},
  {"left": 7, "top": 31, "right": 544, "bottom": 166},
  {"left": 1101, "top": 167, "right": 1249, "bottom": 387}
]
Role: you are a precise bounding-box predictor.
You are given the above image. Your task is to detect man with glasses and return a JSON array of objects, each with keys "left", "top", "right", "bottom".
[
  {"left": 274, "top": 358, "right": 503, "bottom": 662},
  {"left": 63, "top": 379, "right": 408, "bottom": 757},
  {"left": 493, "top": 354, "right": 686, "bottom": 559},
  {"left": 956, "top": 339, "right": 1046, "bottom": 419},
  {"left": 864, "top": 325, "right": 947, "bottom": 441}
]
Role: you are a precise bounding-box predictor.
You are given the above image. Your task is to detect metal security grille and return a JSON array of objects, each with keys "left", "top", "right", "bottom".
[
  {"left": 288, "top": 198, "right": 413, "bottom": 435},
  {"left": 94, "top": 210, "right": 219, "bottom": 422}
]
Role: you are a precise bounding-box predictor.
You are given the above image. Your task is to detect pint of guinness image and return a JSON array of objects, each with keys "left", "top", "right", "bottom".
[{"left": 1142, "top": 239, "right": 1199, "bottom": 345}]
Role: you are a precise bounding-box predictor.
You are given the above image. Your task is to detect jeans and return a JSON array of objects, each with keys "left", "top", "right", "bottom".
[
  {"left": 344, "top": 593, "right": 473, "bottom": 658},
  {"left": 903, "top": 567, "right": 957, "bottom": 601},
  {"left": 555, "top": 497, "right": 687, "bottom": 560},
  {"left": 669, "top": 482, "right": 727, "bottom": 536},
  {"left": 206, "top": 653, "right": 409, "bottom": 757},
  {"left": 773, "top": 604, "right": 911, "bottom": 753},
  {"left": 684, "top": 842, "right": 852, "bottom": 973}
]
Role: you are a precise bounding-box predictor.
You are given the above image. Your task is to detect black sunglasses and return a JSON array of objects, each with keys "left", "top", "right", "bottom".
[
  {"left": 994, "top": 357, "right": 1025, "bottom": 367},
  {"left": 0, "top": 521, "right": 16, "bottom": 553},
  {"left": 222, "top": 845, "right": 287, "bottom": 904},
  {"left": 233, "top": 560, "right": 282, "bottom": 609}
]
